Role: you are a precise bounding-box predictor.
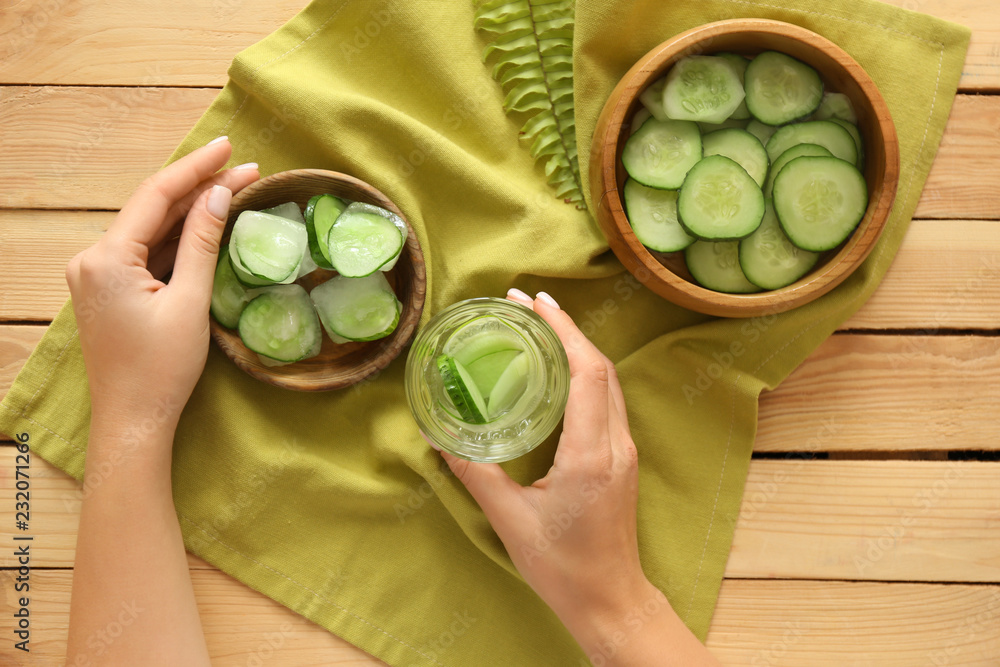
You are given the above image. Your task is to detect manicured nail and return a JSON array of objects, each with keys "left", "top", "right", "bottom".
[
  {"left": 419, "top": 431, "right": 442, "bottom": 452},
  {"left": 535, "top": 291, "right": 560, "bottom": 309},
  {"left": 507, "top": 288, "right": 533, "bottom": 305},
  {"left": 207, "top": 185, "right": 232, "bottom": 220},
  {"left": 231, "top": 162, "right": 258, "bottom": 170},
  {"left": 207, "top": 135, "right": 229, "bottom": 146}
]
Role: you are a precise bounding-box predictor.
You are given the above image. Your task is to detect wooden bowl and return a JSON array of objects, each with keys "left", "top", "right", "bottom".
[
  {"left": 210, "top": 169, "right": 426, "bottom": 391},
  {"left": 590, "top": 19, "right": 900, "bottom": 318}
]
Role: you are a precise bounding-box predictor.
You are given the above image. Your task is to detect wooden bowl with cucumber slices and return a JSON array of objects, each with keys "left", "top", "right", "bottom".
[
  {"left": 590, "top": 19, "right": 899, "bottom": 318},
  {"left": 210, "top": 169, "right": 426, "bottom": 391}
]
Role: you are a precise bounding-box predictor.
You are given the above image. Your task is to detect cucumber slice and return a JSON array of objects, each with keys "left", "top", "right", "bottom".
[
  {"left": 663, "top": 56, "right": 746, "bottom": 124},
  {"left": 262, "top": 201, "right": 306, "bottom": 225},
  {"left": 621, "top": 118, "right": 702, "bottom": 190},
  {"left": 437, "top": 355, "right": 488, "bottom": 424},
  {"left": 746, "top": 119, "right": 778, "bottom": 147},
  {"left": 697, "top": 117, "right": 749, "bottom": 133},
  {"left": 211, "top": 244, "right": 254, "bottom": 328},
  {"left": 486, "top": 351, "right": 530, "bottom": 418},
  {"left": 716, "top": 52, "right": 751, "bottom": 120},
  {"left": 765, "top": 120, "right": 857, "bottom": 165},
  {"left": 230, "top": 210, "right": 307, "bottom": 283},
  {"left": 685, "top": 240, "right": 761, "bottom": 294},
  {"left": 304, "top": 194, "right": 346, "bottom": 270},
  {"left": 678, "top": 155, "right": 765, "bottom": 240},
  {"left": 325, "top": 202, "right": 407, "bottom": 277},
  {"left": 744, "top": 51, "right": 823, "bottom": 125},
  {"left": 238, "top": 284, "right": 322, "bottom": 363},
  {"left": 701, "top": 128, "right": 770, "bottom": 188},
  {"left": 763, "top": 143, "right": 833, "bottom": 198},
  {"left": 466, "top": 349, "right": 522, "bottom": 398},
  {"left": 739, "top": 199, "right": 820, "bottom": 290},
  {"left": 638, "top": 78, "right": 668, "bottom": 122},
  {"left": 623, "top": 178, "right": 695, "bottom": 252},
  {"left": 772, "top": 156, "right": 868, "bottom": 252},
  {"left": 830, "top": 118, "right": 865, "bottom": 169},
  {"left": 228, "top": 241, "right": 286, "bottom": 287},
  {"left": 310, "top": 272, "right": 400, "bottom": 342},
  {"left": 629, "top": 107, "right": 653, "bottom": 136},
  {"left": 813, "top": 92, "right": 858, "bottom": 124},
  {"left": 444, "top": 316, "right": 527, "bottom": 367}
]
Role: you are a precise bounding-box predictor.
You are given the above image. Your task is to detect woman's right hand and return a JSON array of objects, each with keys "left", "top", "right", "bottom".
[{"left": 435, "top": 289, "right": 719, "bottom": 666}]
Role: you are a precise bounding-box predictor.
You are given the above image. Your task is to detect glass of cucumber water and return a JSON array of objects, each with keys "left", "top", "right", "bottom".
[{"left": 405, "top": 298, "right": 570, "bottom": 462}]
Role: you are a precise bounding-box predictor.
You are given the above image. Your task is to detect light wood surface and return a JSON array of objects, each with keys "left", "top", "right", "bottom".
[{"left": 1, "top": 1, "right": 997, "bottom": 665}]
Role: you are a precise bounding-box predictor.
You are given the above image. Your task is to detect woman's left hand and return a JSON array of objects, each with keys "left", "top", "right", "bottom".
[{"left": 66, "top": 138, "right": 259, "bottom": 432}]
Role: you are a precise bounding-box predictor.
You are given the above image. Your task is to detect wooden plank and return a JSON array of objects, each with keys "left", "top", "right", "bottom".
[
  {"left": 0, "top": 569, "right": 383, "bottom": 667},
  {"left": 2, "top": 569, "right": 996, "bottom": 665},
  {"left": 708, "top": 579, "right": 1000, "bottom": 665},
  {"left": 726, "top": 460, "right": 1000, "bottom": 582},
  {"left": 2, "top": 327, "right": 998, "bottom": 452},
  {"left": 0, "top": 0, "right": 994, "bottom": 91},
  {"left": 757, "top": 335, "right": 1000, "bottom": 452},
  {"left": 845, "top": 219, "right": 1000, "bottom": 330},
  {"left": 0, "top": 211, "right": 107, "bottom": 322},
  {"left": 0, "top": 86, "right": 215, "bottom": 211},
  {"left": 0, "top": 0, "right": 309, "bottom": 87},
  {"left": 0, "top": 88, "right": 997, "bottom": 217},
  {"left": 1, "top": 212, "right": 999, "bottom": 326},
  {"left": 5, "top": 451, "right": 998, "bottom": 582}
]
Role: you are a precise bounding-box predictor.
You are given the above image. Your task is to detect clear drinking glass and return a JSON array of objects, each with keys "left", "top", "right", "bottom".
[{"left": 405, "top": 298, "right": 570, "bottom": 462}]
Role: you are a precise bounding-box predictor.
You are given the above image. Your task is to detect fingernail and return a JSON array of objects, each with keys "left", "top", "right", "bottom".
[
  {"left": 419, "top": 431, "right": 442, "bottom": 452},
  {"left": 507, "top": 288, "right": 533, "bottom": 305},
  {"left": 207, "top": 135, "right": 229, "bottom": 146},
  {"left": 231, "top": 162, "right": 258, "bottom": 170},
  {"left": 207, "top": 185, "right": 232, "bottom": 220},
  {"left": 535, "top": 291, "right": 560, "bottom": 309}
]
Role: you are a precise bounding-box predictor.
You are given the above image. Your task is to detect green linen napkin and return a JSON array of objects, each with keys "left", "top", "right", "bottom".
[{"left": 0, "top": 1, "right": 968, "bottom": 664}]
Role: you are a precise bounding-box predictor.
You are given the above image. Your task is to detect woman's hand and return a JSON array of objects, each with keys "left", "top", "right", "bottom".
[
  {"left": 436, "top": 289, "right": 719, "bottom": 666},
  {"left": 66, "top": 137, "right": 259, "bottom": 431}
]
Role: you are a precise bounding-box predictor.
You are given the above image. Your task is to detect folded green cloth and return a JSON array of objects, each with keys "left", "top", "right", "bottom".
[{"left": 0, "top": 1, "right": 968, "bottom": 664}]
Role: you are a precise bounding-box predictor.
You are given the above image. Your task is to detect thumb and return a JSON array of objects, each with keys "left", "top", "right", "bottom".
[
  {"left": 170, "top": 185, "right": 231, "bottom": 304},
  {"left": 439, "top": 449, "right": 525, "bottom": 526}
]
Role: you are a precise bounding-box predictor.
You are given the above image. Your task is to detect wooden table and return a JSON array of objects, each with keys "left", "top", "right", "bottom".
[{"left": 1, "top": 1, "right": 998, "bottom": 664}]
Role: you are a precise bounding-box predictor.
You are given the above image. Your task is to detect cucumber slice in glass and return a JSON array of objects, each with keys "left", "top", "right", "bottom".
[
  {"left": 304, "top": 194, "right": 346, "bottom": 269},
  {"left": 772, "top": 156, "right": 868, "bottom": 252},
  {"left": 744, "top": 51, "right": 824, "bottom": 125},
  {"left": 325, "top": 202, "right": 407, "bottom": 277},
  {"left": 678, "top": 155, "right": 765, "bottom": 240},
  {"left": 310, "top": 272, "right": 401, "bottom": 342},
  {"left": 238, "top": 284, "right": 322, "bottom": 363},
  {"left": 623, "top": 178, "right": 695, "bottom": 253},
  {"left": 739, "top": 199, "right": 820, "bottom": 290},
  {"left": 685, "top": 240, "right": 761, "bottom": 294},
  {"left": 228, "top": 241, "right": 283, "bottom": 287},
  {"left": 622, "top": 118, "right": 702, "bottom": 190},
  {"left": 443, "top": 316, "right": 527, "bottom": 367},
  {"left": 437, "top": 354, "right": 488, "bottom": 424},
  {"left": 486, "top": 352, "right": 531, "bottom": 418},
  {"left": 211, "top": 244, "right": 254, "bottom": 328},
  {"left": 465, "top": 349, "right": 522, "bottom": 399},
  {"left": 701, "top": 128, "right": 770, "bottom": 188},
  {"left": 231, "top": 210, "right": 307, "bottom": 283},
  {"left": 663, "top": 56, "right": 746, "bottom": 124}
]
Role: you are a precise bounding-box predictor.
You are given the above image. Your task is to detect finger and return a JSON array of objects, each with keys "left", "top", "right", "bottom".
[
  {"left": 438, "top": 448, "right": 525, "bottom": 526},
  {"left": 168, "top": 185, "right": 231, "bottom": 309},
  {"left": 108, "top": 137, "right": 232, "bottom": 246},
  {"left": 531, "top": 295, "right": 612, "bottom": 459},
  {"left": 505, "top": 287, "right": 534, "bottom": 307},
  {"left": 148, "top": 237, "right": 180, "bottom": 281},
  {"left": 606, "top": 363, "right": 632, "bottom": 438},
  {"left": 149, "top": 163, "right": 259, "bottom": 249}
]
